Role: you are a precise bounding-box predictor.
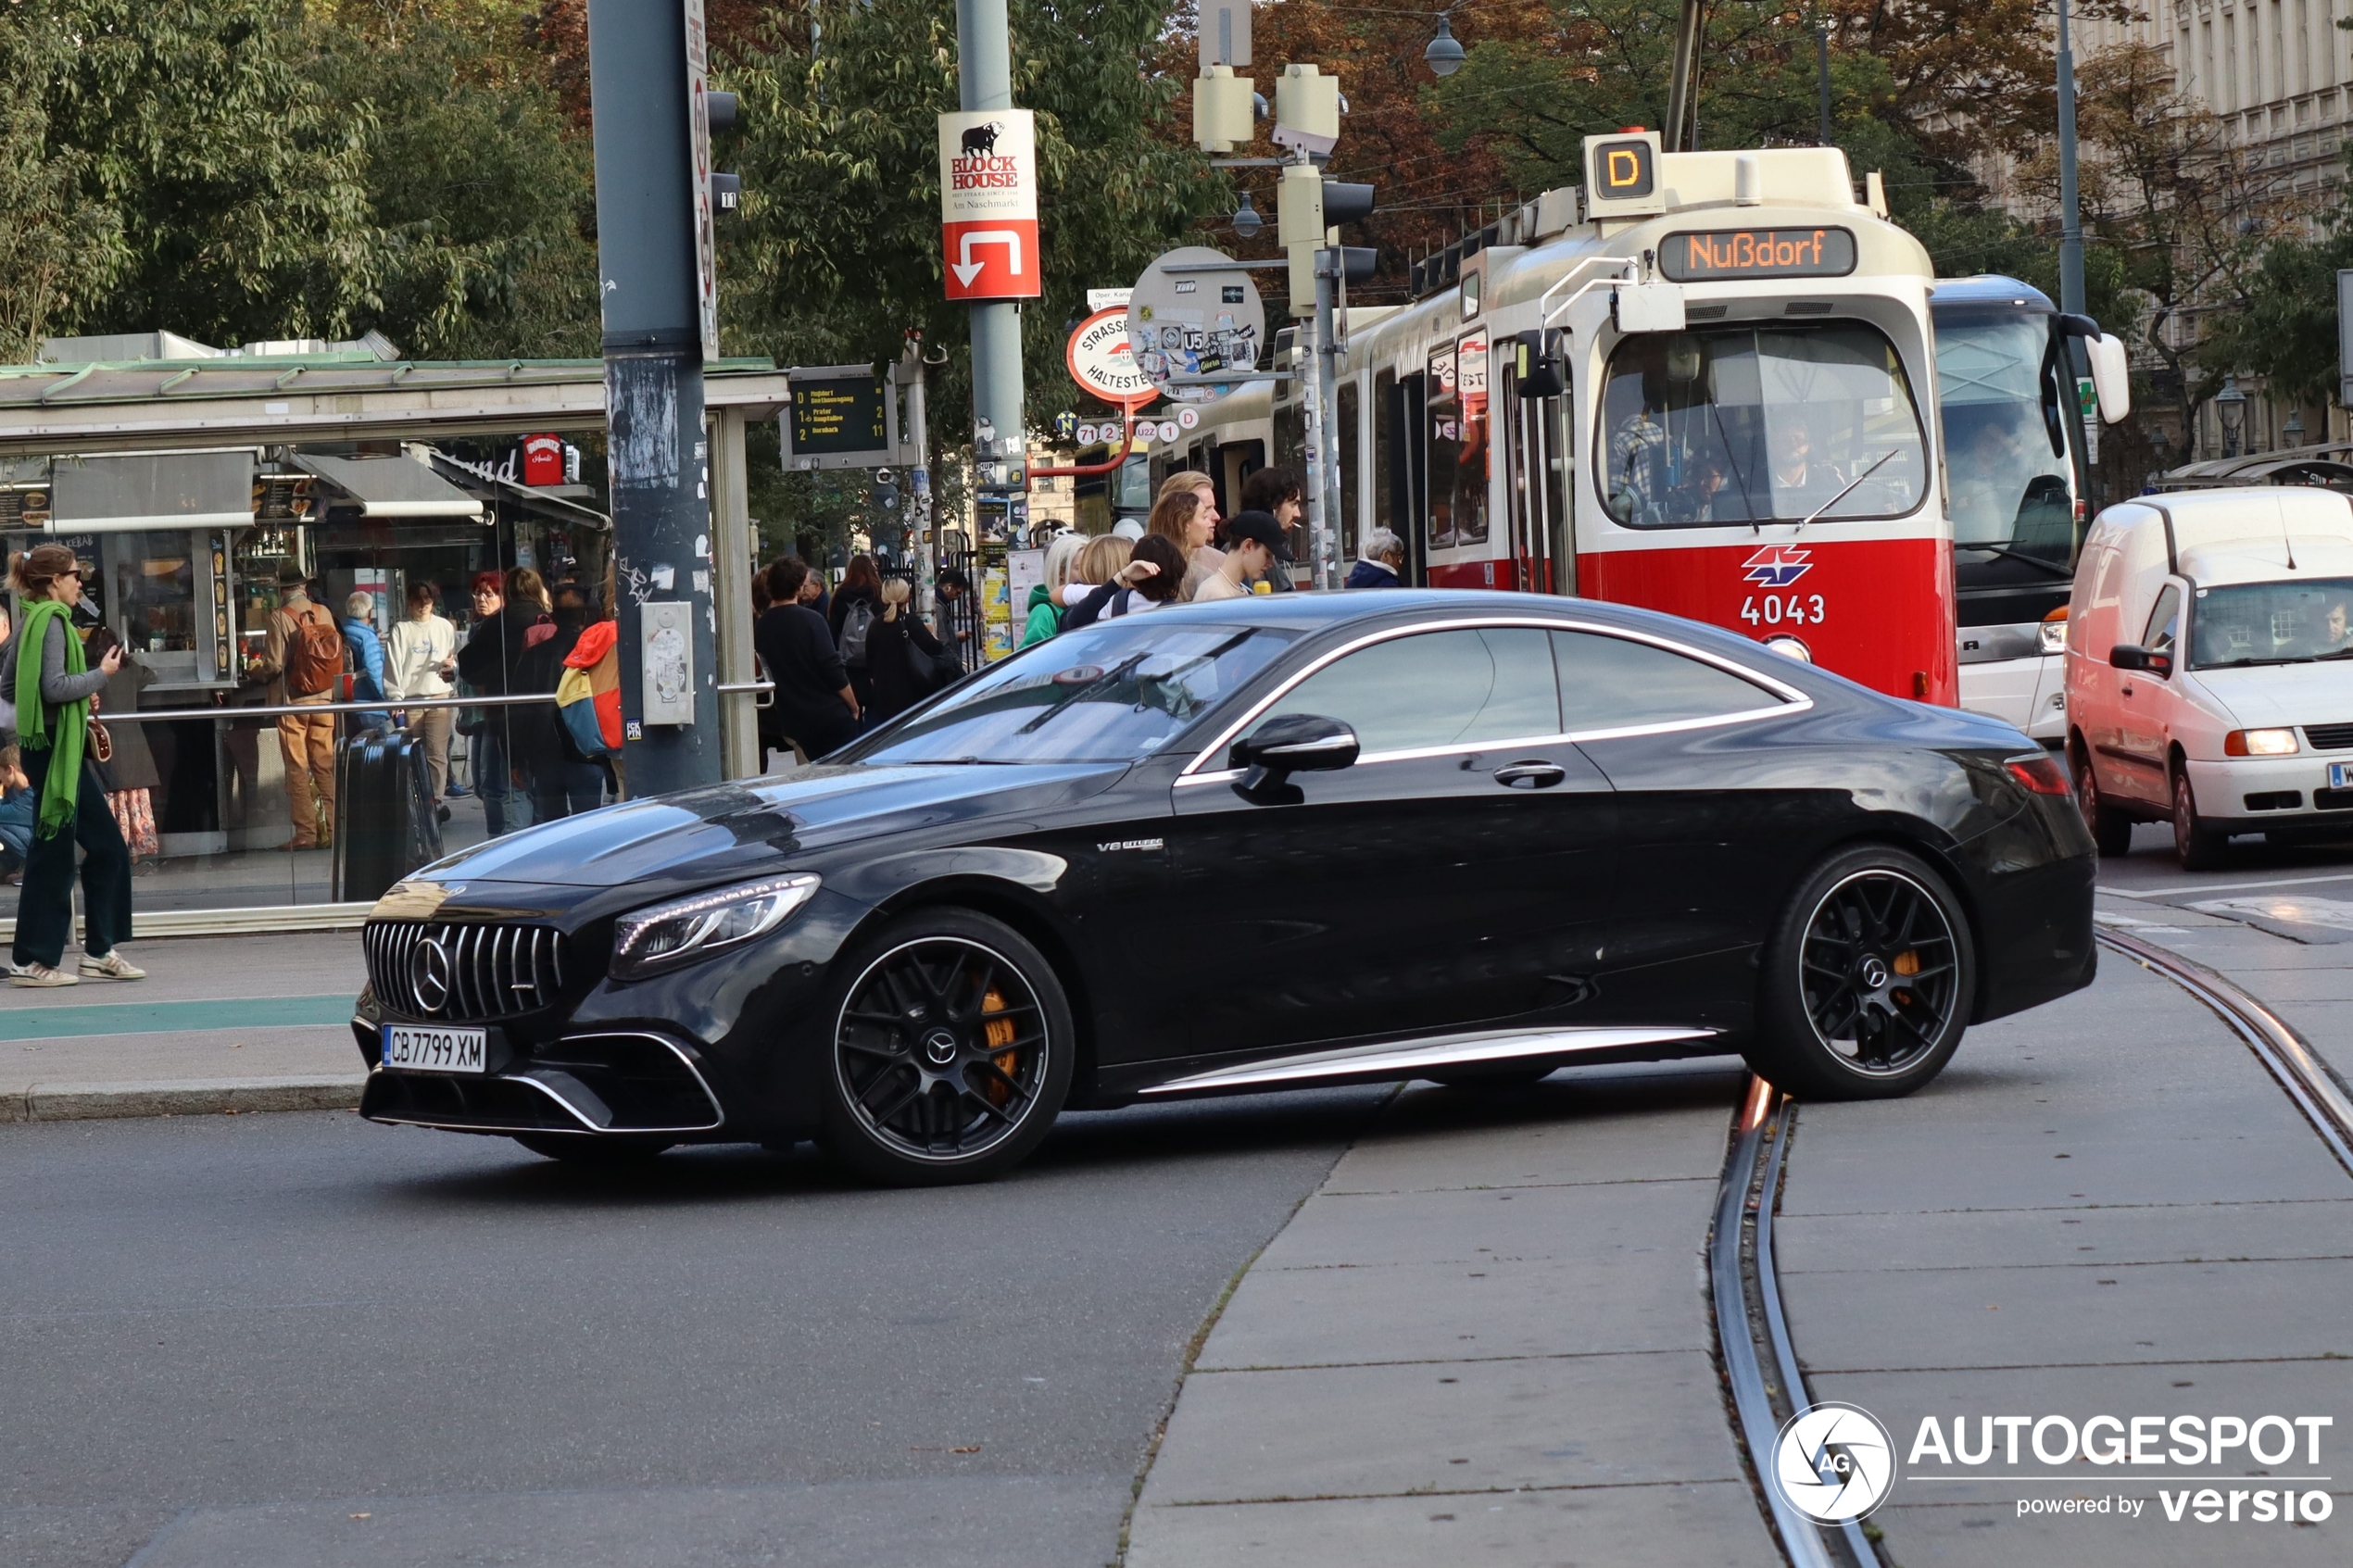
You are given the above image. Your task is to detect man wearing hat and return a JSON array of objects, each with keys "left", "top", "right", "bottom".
[
  {"left": 247, "top": 564, "right": 342, "bottom": 850},
  {"left": 1189, "top": 511, "right": 1292, "bottom": 601}
]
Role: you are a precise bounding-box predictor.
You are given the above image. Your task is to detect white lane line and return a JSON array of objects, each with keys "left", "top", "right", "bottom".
[{"left": 2103, "top": 869, "right": 2353, "bottom": 899}]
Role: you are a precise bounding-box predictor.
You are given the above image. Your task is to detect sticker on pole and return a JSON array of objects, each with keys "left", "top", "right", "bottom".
[
  {"left": 939, "top": 110, "right": 1041, "bottom": 301},
  {"left": 1066, "top": 308, "right": 1157, "bottom": 408},
  {"left": 1129, "top": 246, "right": 1265, "bottom": 405}
]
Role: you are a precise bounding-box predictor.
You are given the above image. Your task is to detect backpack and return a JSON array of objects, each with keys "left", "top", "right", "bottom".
[
  {"left": 285, "top": 603, "right": 344, "bottom": 696},
  {"left": 838, "top": 596, "right": 875, "bottom": 668}
]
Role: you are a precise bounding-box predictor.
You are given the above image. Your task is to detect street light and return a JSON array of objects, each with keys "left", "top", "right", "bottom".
[
  {"left": 1425, "top": 16, "right": 1465, "bottom": 77},
  {"left": 2286, "top": 408, "right": 2307, "bottom": 448},
  {"left": 1232, "top": 189, "right": 1263, "bottom": 239},
  {"left": 2216, "top": 376, "right": 2247, "bottom": 459}
]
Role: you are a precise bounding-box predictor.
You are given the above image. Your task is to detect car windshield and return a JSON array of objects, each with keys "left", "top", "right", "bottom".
[
  {"left": 1598, "top": 322, "right": 1927, "bottom": 528},
  {"left": 2190, "top": 578, "right": 2353, "bottom": 668},
  {"left": 849, "top": 621, "right": 1302, "bottom": 765}
]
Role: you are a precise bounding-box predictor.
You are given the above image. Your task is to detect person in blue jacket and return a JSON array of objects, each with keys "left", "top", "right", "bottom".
[{"left": 342, "top": 593, "right": 391, "bottom": 734}]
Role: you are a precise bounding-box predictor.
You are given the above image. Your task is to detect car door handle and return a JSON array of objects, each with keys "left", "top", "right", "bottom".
[{"left": 1494, "top": 760, "right": 1567, "bottom": 790}]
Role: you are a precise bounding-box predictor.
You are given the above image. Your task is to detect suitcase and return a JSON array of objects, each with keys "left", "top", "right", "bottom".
[{"left": 333, "top": 728, "right": 445, "bottom": 903}]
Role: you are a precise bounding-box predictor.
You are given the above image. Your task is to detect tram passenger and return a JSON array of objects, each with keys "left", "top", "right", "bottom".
[
  {"left": 1192, "top": 514, "right": 1290, "bottom": 601},
  {"left": 1768, "top": 417, "right": 1843, "bottom": 516}
]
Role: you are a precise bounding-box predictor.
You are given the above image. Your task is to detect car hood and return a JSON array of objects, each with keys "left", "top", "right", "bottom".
[
  {"left": 2184, "top": 663, "right": 2353, "bottom": 729},
  {"left": 416, "top": 762, "right": 1130, "bottom": 889}
]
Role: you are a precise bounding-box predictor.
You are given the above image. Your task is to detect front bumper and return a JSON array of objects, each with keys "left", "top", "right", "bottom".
[
  {"left": 356, "top": 1022, "right": 725, "bottom": 1135},
  {"left": 2183, "top": 755, "right": 2353, "bottom": 829}
]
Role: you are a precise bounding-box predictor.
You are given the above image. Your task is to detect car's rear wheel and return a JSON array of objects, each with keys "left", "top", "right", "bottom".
[
  {"left": 818, "top": 909, "right": 1073, "bottom": 1186},
  {"left": 2071, "top": 740, "right": 2134, "bottom": 859},
  {"left": 2171, "top": 769, "right": 2230, "bottom": 872},
  {"left": 511, "top": 1134, "right": 673, "bottom": 1165},
  {"left": 1749, "top": 846, "right": 1974, "bottom": 1100}
]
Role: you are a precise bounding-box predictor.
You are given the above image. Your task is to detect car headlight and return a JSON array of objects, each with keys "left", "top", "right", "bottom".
[
  {"left": 2037, "top": 614, "right": 2070, "bottom": 656},
  {"left": 2223, "top": 729, "right": 2299, "bottom": 757},
  {"left": 611, "top": 873, "right": 822, "bottom": 979}
]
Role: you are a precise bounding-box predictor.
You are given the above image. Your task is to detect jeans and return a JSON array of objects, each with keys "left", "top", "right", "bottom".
[
  {"left": 472, "top": 727, "right": 532, "bottom": 837},
  {"left": 9, "top": 747, "right": 132, "bottom": 970},
  {"left": 530, "top": 759, "right": 608, "bottom": 823}
]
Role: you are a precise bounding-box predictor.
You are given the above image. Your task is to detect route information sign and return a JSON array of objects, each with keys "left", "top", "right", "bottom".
[
  {"left": 938, "top": 109, "right": 1041, "bottom": 301},
  {"left": 782, "top": 366, "right": 896, "bottom": 471}
]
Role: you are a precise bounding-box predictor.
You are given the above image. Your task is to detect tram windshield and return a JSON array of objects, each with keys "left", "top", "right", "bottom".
[
  {"left": 1599, "top": 323, "right": 1927, "bottom": 528},
  {"left": 1936, "top": 312, "right": 2075, "bottom": 566}
]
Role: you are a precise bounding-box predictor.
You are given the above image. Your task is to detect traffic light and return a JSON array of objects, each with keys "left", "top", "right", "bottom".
[
  {"left": 705, "top": 90, "right": 742, "bottom": 216},
  {"left": 1193, "top": 65, "right": 1255, "bottom": 154},
  {"left": 1279, "top": 170, "right": 1378, "bottom": 312}
]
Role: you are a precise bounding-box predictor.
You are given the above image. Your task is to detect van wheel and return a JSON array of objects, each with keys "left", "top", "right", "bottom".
[
  {"left": 2071, "top": 741, "right": 2134, "bottom": 859},
  {"left": 2171, "top": 770, "right": 2229, "bottom": 872},
  {"left": 1748, "top": 846, "right": 1974, "bottom": 1100}
]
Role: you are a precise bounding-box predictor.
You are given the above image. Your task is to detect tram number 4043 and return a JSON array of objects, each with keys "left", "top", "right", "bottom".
[{"left": 1741, "top": 593, "right": 1827, "bottom": 627}]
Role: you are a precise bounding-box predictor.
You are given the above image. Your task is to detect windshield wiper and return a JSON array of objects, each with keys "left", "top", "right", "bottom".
[
  {"left": 1794, "top": 447, "right": 1901, "bottom": 532},
  {"left": 2203, "top": 656, "right": 2316, "bottom": 668},
  {"left": 1957, "top": 542, "right": 2075, "bottom": 580},
  {"left": 1016, "top": 654, "right": 1147, "bottom": 734}
]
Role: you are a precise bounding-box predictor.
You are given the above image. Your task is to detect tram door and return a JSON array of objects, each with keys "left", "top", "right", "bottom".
[
  {"left": 1502, "top": 363, "right": 1575, "bottom": 596},
  {"left": 1389, "top": 372, "right": 1428, "bottom": 585}
]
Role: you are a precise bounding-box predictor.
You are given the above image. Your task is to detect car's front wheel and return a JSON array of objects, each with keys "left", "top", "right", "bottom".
[
  {"left": 818, "top": 909, "right": 1074, "bottom": 1186},
  {"left": 1748, "top": 846, "right": 1975, "bottom": 1100},
  {"left": 2172, "top": 769, "right": 2229, "bottom": 871}
]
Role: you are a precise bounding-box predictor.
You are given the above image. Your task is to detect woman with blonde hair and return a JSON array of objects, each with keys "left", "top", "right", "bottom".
[
  {"left": 1148, "top": 483, "right": 1223, "bottom": 600},
  {"left": 1, "top": 545, "right": 139, "bottom": 986},
  {"left": 863, "top": 576, "right": 953, "bottom": 721},
  {"left": 1021, "top": 531, "right": 1088, "bottom": 648}
]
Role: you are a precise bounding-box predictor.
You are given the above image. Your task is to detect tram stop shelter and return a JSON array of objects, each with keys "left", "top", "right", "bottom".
[{"left": 0, "top": 336, "right": 788, "bottom": 935}]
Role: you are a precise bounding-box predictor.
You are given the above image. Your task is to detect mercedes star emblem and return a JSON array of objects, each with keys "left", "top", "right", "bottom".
[{"left": 410, "top": 935, "right": 454, "bottom": 1013}]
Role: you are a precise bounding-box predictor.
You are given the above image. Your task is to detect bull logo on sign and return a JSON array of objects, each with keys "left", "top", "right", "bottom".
[{"left": 961, "top": 121, "right": 1001, "bottom": 157}]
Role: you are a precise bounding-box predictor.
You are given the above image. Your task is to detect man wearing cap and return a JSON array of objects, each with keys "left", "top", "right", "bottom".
[
  {"left": 1190, "top": 511, "right": 1291, "bottom": 601},
  {"left": 247, "top": 564, "right": 340, "bottom": 850}
]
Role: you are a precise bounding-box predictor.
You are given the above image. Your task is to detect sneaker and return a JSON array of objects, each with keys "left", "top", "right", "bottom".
[
  {"left": 9, "top": 962, "right": 79, "bottom": 987},
  {"left": 79, "top": 951, "right": 146, "bottom": 981}
]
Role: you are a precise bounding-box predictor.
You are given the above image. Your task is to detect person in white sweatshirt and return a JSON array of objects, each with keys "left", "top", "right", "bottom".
[{"left": 384, "top": 581, "right": 458, "bottom": 814}]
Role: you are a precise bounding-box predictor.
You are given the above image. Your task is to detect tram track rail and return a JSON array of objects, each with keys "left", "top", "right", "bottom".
[
  {"left": 1714, "top": 927, "right": 2353, "bottom": 1568},
  {"left": 2096, "top": 926, "right": 2353, "bottom": 1176}
]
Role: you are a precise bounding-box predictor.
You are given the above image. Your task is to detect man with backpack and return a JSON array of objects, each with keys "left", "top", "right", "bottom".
[{"left": 247, "top": 565, "right": 344, "bottom": 851}]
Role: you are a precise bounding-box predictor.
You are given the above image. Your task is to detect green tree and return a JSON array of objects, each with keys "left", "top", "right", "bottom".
[{"left": 0, "top": 8, "right": 124, "bottom": 360}]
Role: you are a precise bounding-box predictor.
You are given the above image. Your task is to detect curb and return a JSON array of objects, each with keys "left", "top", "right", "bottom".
[{"left": 1, "top": 1075, "right": 366, "bottom": 1123}]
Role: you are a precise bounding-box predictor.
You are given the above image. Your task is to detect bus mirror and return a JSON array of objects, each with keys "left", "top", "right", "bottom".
[{"left": 2087, "top": 333, "right": 2132, "bottom": 425}]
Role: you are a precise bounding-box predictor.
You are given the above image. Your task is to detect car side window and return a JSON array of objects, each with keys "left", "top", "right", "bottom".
[
  {"left": 2143, "top": 583, "right": 2182, "bottom": 666},
  {"left": 1554, "top": 630, "right": 1785, "bottom": 731},
  {"left": 1260, "top": 627, "right": 1560, "bottom": 755}
]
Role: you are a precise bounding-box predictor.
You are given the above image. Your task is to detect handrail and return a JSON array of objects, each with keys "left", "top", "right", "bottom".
[{"left": 85, "top": 680, "right": 774, "bottom": 725}]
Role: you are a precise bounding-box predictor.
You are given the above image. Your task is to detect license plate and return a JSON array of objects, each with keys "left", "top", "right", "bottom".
[
  {"left": 2332, "top": 763, "right": 2353, "bottom": 790},
  {"left": 382, "top": 1023, "right": 488, "bottom": 1074}
]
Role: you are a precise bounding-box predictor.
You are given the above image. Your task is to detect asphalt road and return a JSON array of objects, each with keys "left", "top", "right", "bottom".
[{"left": 0, "top": 1089, "right": 1387, "bottom": 1568}]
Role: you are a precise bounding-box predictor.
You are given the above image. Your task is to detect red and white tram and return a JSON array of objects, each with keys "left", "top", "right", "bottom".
[{"left": 1166, "top": 134, "right": 1957, "bottom": 705}]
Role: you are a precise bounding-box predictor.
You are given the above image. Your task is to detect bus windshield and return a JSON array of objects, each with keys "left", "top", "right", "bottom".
[
  {"left": 1936, "top": 312, "right": 2075, "bottom": 566},
  {"left": 1598, "top": 322, "right": 1927, "bottom": 528}
]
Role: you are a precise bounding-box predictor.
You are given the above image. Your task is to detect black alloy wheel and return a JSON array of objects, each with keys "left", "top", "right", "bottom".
[
  {"left": 2071, "top": 741, "right": 2134, "bottom": 859},
  {"left": 820, "top": 909, "right": 1074, "bottom": 1185},
  {"left": 2171, "top": 769, "right": 2229, "bottom": 872},
  {"left": 1750, "top": 846, "right": 1974, "bottom": 1099}
]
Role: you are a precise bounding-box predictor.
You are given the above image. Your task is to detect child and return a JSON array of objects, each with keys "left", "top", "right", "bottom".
[{"left": 0, "top": 743, "right": 31, "bottom": 884}]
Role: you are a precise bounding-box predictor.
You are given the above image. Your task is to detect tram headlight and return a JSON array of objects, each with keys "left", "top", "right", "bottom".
[
  {"left": 2038, "top": 609, "right": 2070, "bottom": 656},
  {"left": 1761, "top": 634, "right": 1813, "bottom": 662}
]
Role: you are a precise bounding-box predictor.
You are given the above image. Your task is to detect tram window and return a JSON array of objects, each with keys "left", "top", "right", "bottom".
[
  {"left": 1263, "top": 627, "right": 1560, "bottom": 754},
  {"left": 1937, "top": 314, "right": 2077, "bottom": 565},
  {"left": 1337, "top": 381, "right": 1361, "bottom": 558},
  {"left": 1553, "top": 631, "right": 1784, "bottom": 730},
  {"left": 1598, "top": 323, "right": 1925, "bottom": 529}
]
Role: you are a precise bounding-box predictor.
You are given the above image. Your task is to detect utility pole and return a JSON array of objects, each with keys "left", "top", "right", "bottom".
[
  {"left": 955, "top": 0, "right": 1026, "bottom": 495},
  {"left": 1816, "top": 21, "right": 1832, "bottom": 147},
  {"left": 1312, "top": 251, "right": 1344, "bottom": 589},
  {"left": 586, "top": 0, "right": 719, "bottom": 795},
  {"left": 2057, "top": 0, "right": 2086, "bottom": 316}
]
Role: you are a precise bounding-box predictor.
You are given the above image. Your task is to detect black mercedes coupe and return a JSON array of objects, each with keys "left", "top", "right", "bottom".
[{"left": 354, "top": 591, "right": 2095, "bottom": 1184}]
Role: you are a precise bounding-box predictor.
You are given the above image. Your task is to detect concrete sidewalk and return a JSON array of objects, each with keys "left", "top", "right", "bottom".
[
  {"left": 0, "top": 933, "right": 366, "bottom": 1121},
  {"left": 1124, "top": 1060, "right": 1772, "bottom": 1568}
]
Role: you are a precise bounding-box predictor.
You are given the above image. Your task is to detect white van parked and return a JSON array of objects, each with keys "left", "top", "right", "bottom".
[{"left": 2066, "top": 487, "right": 2353, "bottom": 868}]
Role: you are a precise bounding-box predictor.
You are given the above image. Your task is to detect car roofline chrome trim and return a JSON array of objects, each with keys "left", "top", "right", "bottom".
[
  {"left": 1135, "top": 1024, "right": 1725, "bottom": 1096},
  {"left": 1175, "top": 614, "right": 1811, "bottom": 782}
]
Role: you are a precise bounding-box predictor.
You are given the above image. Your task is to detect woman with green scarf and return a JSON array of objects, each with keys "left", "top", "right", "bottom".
[{"left": 3, "top": 544, "right": 142, "bottom": 987}]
